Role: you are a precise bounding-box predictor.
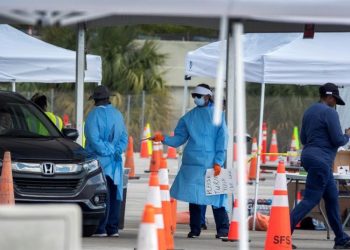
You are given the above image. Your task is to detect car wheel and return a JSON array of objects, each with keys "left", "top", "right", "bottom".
[{"left": 83, "top": 225, "right": 98, "bottom": 237}]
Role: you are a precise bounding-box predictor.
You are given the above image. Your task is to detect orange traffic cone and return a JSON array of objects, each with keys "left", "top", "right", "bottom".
[
  {"left": 268, "top": 129, "right": 279, "bottom": 162},
  {"left": 248, "top": 137, "right": 258, "bottom": 181},
  {"left": 145, "top": 141, "right": 161, "bottom": 173},
  {"left": 0, "top": 151, "right": 15, "bottom": 205},
  {"left": 264, "top": 160, "right": 292, "bottom": 250},
  {"left": 222, "top": 199, "right": 239, "bottom": 242},
  {"left": 124, "top": 136, "right": 140, "bottom": 180},
  {"left": 159, "top": 158, "right": 175, "bottom": 249},
  {"left": 295, "top": 191, "right": 302, "bottom": 229},
  {"left": 170, "top": 198, "right": 177, "bottom": 233},
  {"left": 140, "top": 127, "right": 150, "bottom": 158},
  {"left": 136, "top": 204, "right": 158, "bottom": 250},
  {"left": 147, "top": 172, "right": 166, "bottom": 250},
  {"left": 261, "top": 122, "right": 268, "bottom": 164},
  {"left": 167, "top": 132, "right": 177, "bottom": 159},
  {"left": 290, "top": 134, "right": 297, "bottom": 151}
]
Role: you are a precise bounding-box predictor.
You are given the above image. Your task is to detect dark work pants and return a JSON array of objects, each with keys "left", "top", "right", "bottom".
[
  {"left": 290, "top": 157, "right": 350, "bottom": 245},
  {"left": 189, "top": 203, "right": 229, "bottom": 235},
  {"left": 96, "top": 176, "right": 121, "bottom": 235},
  {"left": 200, "top": 205, "right": 207, "bottom": 225}
]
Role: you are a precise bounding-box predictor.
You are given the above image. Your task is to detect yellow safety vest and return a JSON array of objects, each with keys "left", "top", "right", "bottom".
[{"left": 45, "top": 112, "right": 63, "bottom": 131}]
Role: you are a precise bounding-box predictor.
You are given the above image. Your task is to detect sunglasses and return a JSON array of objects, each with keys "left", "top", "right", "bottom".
[{"left": 191, "top": 93, "right": 203, "bottom": 99}]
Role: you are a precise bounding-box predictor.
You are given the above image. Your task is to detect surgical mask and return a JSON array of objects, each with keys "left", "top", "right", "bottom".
[{"left": 194, "top": 96, "right": 205, "bottom": 106}]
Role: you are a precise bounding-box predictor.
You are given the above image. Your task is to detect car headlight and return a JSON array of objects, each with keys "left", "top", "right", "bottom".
[{"left": 83, "top": 160, "right": 99, "bottom": 173}]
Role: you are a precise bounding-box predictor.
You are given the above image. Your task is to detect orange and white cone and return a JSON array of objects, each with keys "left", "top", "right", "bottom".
[
  {"left": 124, "top": 136, "right": 140, "bottom": 180},
  {"left": 268, "top": 130, "right": 279, "bottom": 162},
  {"left": 147, "top": 172, "right": 166, "bottom": 250},
  {"left": 170, "top": 198, "right": 177, "bottom": 233},
  {"left": 290, "top": 134, "right": 297, "bottom": 151},
  {"left": 222, "top": 199, "right": 239, "bottom": 242},
  {"left": 159, "top": 158, "right": 175, "bottom": 250},
  {"left": 140, "top": 126, "right": 150, "bottom": 158},
  {"left": 261, "top": 122, "right": 267, "bottom": 164},
  {"left": 0, "top": 151, "right": 15, "bottom": 205},
  {"left": 145, "top": 141, "right": 162, "bottom": 173},
  {"left": 136, "top": 204, "right": 158, "bottom": 250},
  {"left": 264, "top": 160, "right": 292, "bottom": 250},
  {"left": 248, "top": 137, "right": 258, "bottom": 181}
]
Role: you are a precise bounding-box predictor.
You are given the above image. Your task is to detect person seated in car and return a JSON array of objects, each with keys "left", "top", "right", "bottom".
[
  {"left": 31, "top": 93, "right": 63, "bottom": 131},
  {"left": 0, "top": 111, "right": 13, "bottom": 133}
]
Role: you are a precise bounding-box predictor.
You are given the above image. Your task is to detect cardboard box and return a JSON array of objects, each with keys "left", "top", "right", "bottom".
[{"left": 333, "top": 151, "right": 350, "bottom": 173}]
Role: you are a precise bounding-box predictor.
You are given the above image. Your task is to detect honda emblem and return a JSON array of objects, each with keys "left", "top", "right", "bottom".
[{"left": 41, "top": 163, "right": 55, "bottom": 176}]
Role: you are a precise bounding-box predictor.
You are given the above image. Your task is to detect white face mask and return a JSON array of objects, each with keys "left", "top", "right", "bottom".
[{"left": 194, "top": 96, "right": 205, "bottom": 106}]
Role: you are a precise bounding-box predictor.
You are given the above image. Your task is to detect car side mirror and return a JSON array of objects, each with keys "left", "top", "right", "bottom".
[{"left": 62, "top": 128, "right": 79, "bottom": 141}]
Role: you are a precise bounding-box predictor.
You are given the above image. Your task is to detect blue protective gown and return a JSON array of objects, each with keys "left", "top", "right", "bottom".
[
  {"left": 163, "top": 105, "right": 228, "bottom": 210},
  {"left": 85, "top": 104, "right": 128, "bottom": 201}
]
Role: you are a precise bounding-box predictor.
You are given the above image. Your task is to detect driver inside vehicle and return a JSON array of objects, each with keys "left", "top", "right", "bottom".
[{"left": 0, "top": 111, "right": 13, "bottom": 133}]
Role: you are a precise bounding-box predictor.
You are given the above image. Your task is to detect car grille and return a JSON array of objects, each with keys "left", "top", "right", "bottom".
[{"left": 14, "top": 177, "right": 84, "bottom": 195}]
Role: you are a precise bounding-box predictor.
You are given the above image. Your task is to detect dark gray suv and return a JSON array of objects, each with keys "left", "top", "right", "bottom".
[{"left": 0, "top": 91, "right": 107, "bottom": 236}]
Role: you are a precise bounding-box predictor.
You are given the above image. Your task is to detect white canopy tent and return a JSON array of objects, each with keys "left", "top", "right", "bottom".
[
  {"left": 0, "top": 24, "right": 102, "bottom": 143},
  {"left": 0, "top": 24, "right": 102, "bottom": 84},
  {"left": 186, "top": 32, "right": 350, "bottom": 85},
  {"left": 186, "top": 32, "right": 350, "bottom": 229}
]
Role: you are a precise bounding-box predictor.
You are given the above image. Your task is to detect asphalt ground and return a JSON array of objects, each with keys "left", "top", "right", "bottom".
[{"left": 82, "top": 153, "right": 349, "bottom": 250}]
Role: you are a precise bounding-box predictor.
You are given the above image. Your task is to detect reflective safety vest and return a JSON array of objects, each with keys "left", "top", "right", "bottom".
[{"left": 45, "top": 112, "right": 63, "bottom": 131}]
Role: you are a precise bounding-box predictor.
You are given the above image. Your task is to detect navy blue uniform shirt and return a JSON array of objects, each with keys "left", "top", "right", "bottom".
[{"left": 301, "top": 102, "right": 349, "bottom": 166}]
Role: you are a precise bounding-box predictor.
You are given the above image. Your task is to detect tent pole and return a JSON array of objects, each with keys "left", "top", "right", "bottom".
[
  {"left": 226, "top": 35, "right": 234, "bottom": 172},
  {"left": 231, "top": 21, "right": 248, "bottom": 250},
  {"left": 252, "top": 82, "right": 266, "bottom": 230},
  {"left": 11, "top": 81, "right": 16, "bottom": 92},
  {"left": 75, "top": 23, "right": 85, "bottom": 146},
  {"left": 50, "top": 88, "right": 54, "bottom": 113},
  {"left": 182, "top": 75, "right": 190, "bottom": 115},
  {"left": 226, "top": 23, "right": 235, "bottom": 235},
  {"left": 213, "top": 16, "right": 228, "bottom": 125}
]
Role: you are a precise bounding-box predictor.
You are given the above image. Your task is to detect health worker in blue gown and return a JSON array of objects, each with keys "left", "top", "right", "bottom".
[
  {"left": 85, "top": 85, "right": 128, "bottom": 237},
  {"left": 290, "top": 83, "right": 350, "bottom": 249},
  {"left": 152, "top": 83, "right": 229, "bottom": 239}
]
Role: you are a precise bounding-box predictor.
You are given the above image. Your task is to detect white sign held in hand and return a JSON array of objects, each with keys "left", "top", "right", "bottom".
[{"left": 205, "top": 168, "right": 234, "bottom": 196}]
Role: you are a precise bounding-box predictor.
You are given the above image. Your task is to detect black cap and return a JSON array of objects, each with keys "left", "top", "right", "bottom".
[
  {"left": 89, "top": 85, "right": 112, "bottom": 100},
  {"left": 319, "top": 83, "right": 345, "bottom": 105}
]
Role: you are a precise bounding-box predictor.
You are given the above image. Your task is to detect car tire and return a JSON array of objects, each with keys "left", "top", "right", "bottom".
[{"left": 83, "top": 225, "right": 98, "bottom": 237}]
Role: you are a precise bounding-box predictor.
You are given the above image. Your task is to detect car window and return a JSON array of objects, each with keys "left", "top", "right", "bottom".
[{"left": 0, "top": 101, "right": 61, "bottom": 138}]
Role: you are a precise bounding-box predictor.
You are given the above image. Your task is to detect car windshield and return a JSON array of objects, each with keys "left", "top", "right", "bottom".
[{"left": 0, "top": 99, "right": 61, "bottom": 138}]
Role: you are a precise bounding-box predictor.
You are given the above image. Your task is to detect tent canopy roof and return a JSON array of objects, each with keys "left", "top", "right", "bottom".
[
  {"left": 186, "top": 32, "right": 350, "bottom": 85},
  {"left": 2, "top": 0, "right": 350, "bottom": 30},
  {"left": 0, "top": 24, "right": 102, "bottom": 83}
]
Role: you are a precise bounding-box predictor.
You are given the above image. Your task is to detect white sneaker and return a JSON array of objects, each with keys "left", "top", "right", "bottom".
[
  {"left": 108, "top": 233, "right": 119, "bottom": 237},
  {"left": 92, "top": 233, "right": 107, "bottom": 237}
]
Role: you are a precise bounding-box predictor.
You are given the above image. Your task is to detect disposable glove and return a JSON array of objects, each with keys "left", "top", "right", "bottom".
[
  {"left": 213, "top": 163, "right": 221, "bottom": 176},
  {"left": 152, "top": 132, "right": 164, "bottom": 142}
]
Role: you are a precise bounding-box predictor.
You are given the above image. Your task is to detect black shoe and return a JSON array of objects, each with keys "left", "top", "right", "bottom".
[
  {"left": 201, "top": 224, "right": 207, "bottom": 230},
  {"left": 187, "top": 232, "right": 200, "bottom": 238},
  {"left": 334, "top": 240, "right": 350, "bottom": 249},
  {"left": 215, "top": 233, "right": 228, "bottom": 239},
  {"left": 292, "top": 244, "right": 297, "bottom": 249}
]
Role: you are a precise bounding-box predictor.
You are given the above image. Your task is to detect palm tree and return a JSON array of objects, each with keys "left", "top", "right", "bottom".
[
  {"left": 88, "top": 26, "right": 167, "bottom": 94},
  {"left": 40, "top": 26, "right": 172, "bottom": 149}
]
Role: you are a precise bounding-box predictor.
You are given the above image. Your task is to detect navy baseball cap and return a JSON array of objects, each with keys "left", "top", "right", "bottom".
[{"left": 319, "top": 83, "right": 345, "bottom": 105}]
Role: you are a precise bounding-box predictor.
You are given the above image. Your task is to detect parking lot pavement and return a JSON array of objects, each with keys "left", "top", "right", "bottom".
[{"left": 82, "top": 154, "right": 348, "bottom": 250}]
